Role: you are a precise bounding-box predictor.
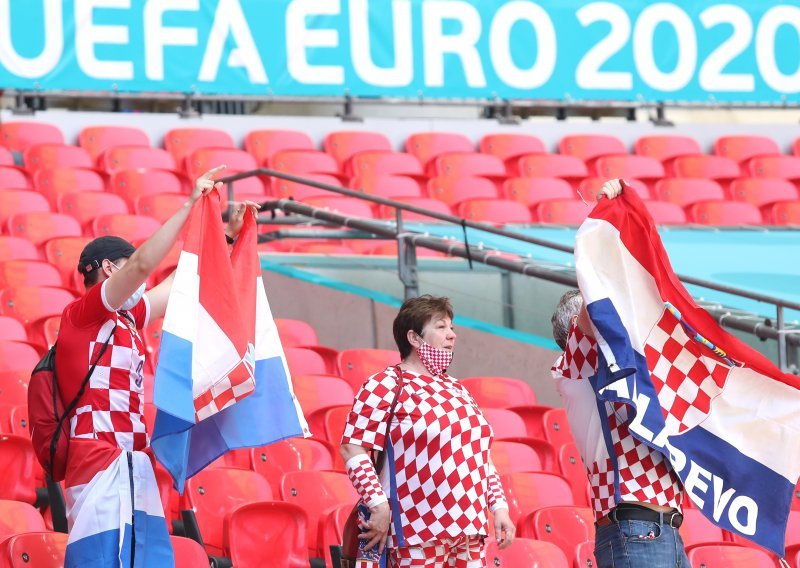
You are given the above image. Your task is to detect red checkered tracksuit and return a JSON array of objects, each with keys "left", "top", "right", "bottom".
[
  {"left": 342, "top": 367, "right": 507, "bottom": 567},
  {"left": 552, "top": 322, "right": 683, "bottom": 520}
]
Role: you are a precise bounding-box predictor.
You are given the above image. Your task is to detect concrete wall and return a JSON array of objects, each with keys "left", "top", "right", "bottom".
[{"left": 262, "top": 269, "right": 564, "bottom": 407}]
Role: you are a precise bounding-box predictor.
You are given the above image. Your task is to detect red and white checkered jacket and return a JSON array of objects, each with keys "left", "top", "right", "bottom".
[
  {"left": 342, "top": 367, "right": 506, "bottom": 547},
  {"left": 552, "top": 323, "right": 683, "bottom": 519}
]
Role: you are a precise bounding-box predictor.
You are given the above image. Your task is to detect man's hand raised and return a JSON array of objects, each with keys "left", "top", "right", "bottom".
[{"left": 190, "top": 165, "right": 227, "bottom": 204}]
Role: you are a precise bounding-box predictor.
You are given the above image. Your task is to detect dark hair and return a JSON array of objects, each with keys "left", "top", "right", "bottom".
[{"left": 393, "top": 295, "right": 454, "bottom": 359}]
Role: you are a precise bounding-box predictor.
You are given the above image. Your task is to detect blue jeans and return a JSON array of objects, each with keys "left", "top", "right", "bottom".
[{"left": 594, "top": 519, "right": 690, "bottom": 568}]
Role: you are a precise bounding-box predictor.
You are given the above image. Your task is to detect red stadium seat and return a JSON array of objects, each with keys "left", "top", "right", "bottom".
[
  {"left": 579, "top": 177, "right": 650, "bottom": 201},
  {"left": 317, "top": 503, "right": 351, "bottom": 568},
  {"left": 350, "top": 175, "right": 423, "bottom": 198},
  {"left": 59, "top": 192, "right": 129, "bottom": 230},
  {"left": 271, "top": 150, "right": 340, "bottom": 177},
  {"left": 163, "top": 127, "right": 235, "bottom": 166},
  {"left": 769, "top": 201, "right": 800, "bottom": 225},
  {"left": 323, "top": 406, "right": 351, "bottom": 455},
  {"left": 225, "top": 501, "right": 310, "bottom": 568},
  {"left": 542, "top": 408, "right": 575, "bottom": 451},
  {"left": 485, "top": 537, "right": 569, "bottom": 568},
  {"left": 559, "top": 135, "right": 627, "bottom": 172},
  {"left": 1, "top": 531, "right": 68, "bottom": 567},
  {"left": 337, "top": 348, "right": 399, "bottom": 391},
  {"left": 679, "top": 508, "right": 725, "bottom": 549},
  {"left": 33, "top": 167, "right": 105, "bottom": 207},
  {"left": 479, "top": 133, "right": 546, "bottom": 168},
  {"left": 78, "top": 126, "right": 150, "bottom": 163},
  {"left": 482, "top": 408, "right": 528, "bottom": 439},
  {"left": 502, "top": 472, "right": 575, "bottom": 526},
  {"left": 185, "top": 147, "right": 257, "bottom": 180},
  {"left": 503, "top": 177, "right": 575, "bottom": 207},
  {"left": 655, "top": 179, "right": 726, "bottom": 207},
  {"left": 8, "top": 212, "right": 81, "bottom": 246},
  {"left": 0, "top": 147, "right": 14, "bottom": 167},
  {"left": 428, "top": 176, "right": 498, "bottom": 206},
  {"left": 183, "top": 466, "right": 273, "bottom": 555},
  {"left": 271, "top": 174, "right": 341, "bottom": 200},
  {"left": 170, "top": 535, "right": 209, "bottom": 568},
  {"left": 535, "top": 200, "right": 590, "bottom": 225},
  {"left": 376, "top": 197, "right": 453, "bottom": 221},
  {"left": 245, "top": 129, "right": 315, "bottom": 166},
  {"left": 518, "top": 155, "right": 588, "bottom": 182},
  {"left": 347, "top": 150, "right": 424, "bottom": 180},
  {"left": 687, "top": 202, "right": 762, "bottom": 226},
  {"left": 0, "top": 287, "right": 75, "bottom": 326},
  {"left": 91, "top": 214, "right": 161, "bottom": 241},
  {"left": 518, "top": 505, "right": 594, "bottom": 565},
  {"left": 303, "top": 196, "right": 375, "bottom": 219},
  {"left": 1, "top": 122, "right": 64, "bottom": 153},
  {"left": 558, "top": 443, "right": 591, "bottom": 508},
  {"left": 103, "top": 146, "right": 178, "bottom": 173},
  {"left": 110, "top": 169, "right": 185, "bottom": 208},
  {"left": 0, "top": 237, "right": 39, "bottom": 262},
  {"left": 432, "top": 152, "right": 507, "bottom": 180},
  {"left": 406, "top": 132, "right": 474, "bottom": 168},
  {"left": 634, "top": 135, "right": 702, "bottom": 163},
  {"left": 0, "top": 499, "right": 45, "bottom": 539},
  {"left": 0, "top": 316, "right": 27, "bottom": 342},
  {"left": 23, "top": 144, "right": 93, "bottom": 173},
  {"left": 0, "top": 261, "right": 62, "bottom": 289},
  {"left": 285, "top": 347, "right": 328, "bottom": 376},
  {"left": 0, "top": 435, "right": 37, "bottom": 504},
  {"left": 574, "top": 540, "right": 596, "bottom": 568},
  {"left": 730, "top": 179, "right": 798, "bottom": 208},
  {"left": 293, "top": 374, "right": 355, "bottom": 416},
  {"left": 687, "top": 544, "right": 774, "bottom": 567},
  {"left": 289, "top": 242, "right": 356, "bottom": 256},
  {"left": 490, "top": 440, "right": 543, "bottom": 475},
  {"left": 0, "top": 370, "right": 30, "bottom": 404},
  {"left": 672, "top": 155, "right": 741, "bottom": 183},
  {"left": 41, "top": 316, "right": 60, "bottom": 347},
  {"left": 644, "top": 202, "right": 688, "bottom": 225},
  {"left": 135, "top": 193, "right": 187, "bottom": 224},
  {"left": 275, "top": 318, "right": 318, "bottom": 347},
  {"left": 714, "top": 135, "right": 780, "bottom": 164},
  {"left": 44, "top": 237, "right": 91, "bottom": 288},
  {"left": 0, "top": 190, "right": 51, "bottom": 225},
  {"left": 324, "top": 131, "right": 392, "bottom": 168},
  {"left": 252, "top": 438, "right": 335, "bottom": 493},
  {"left": 594, "top": 155, "right": 665, "bottom": 187},
  {"left": 280, "top": 471, "right": 358, "bottom": 557},
  {"left": 748, "top": 155, "right": 800, "bottom": 181},
  {"left": 459, "top": 376, "right": 537, "bottom": 408},
  {"left": 0, "top": 166, "right": 32, "bottom": 189},
  {"left": 456, "top": 198, "right": 532, "bottom": 225}
]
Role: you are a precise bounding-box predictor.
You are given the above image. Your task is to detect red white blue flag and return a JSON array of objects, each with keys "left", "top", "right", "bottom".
[
  {"left": 575, "top": 187, "right": 800, "bottom": 556},
  {"left": 151, "top": 190, "right": 308, "bottom": 490}
]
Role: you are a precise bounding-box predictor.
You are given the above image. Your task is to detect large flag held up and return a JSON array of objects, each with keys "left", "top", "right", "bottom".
[
  {"left": 575, "top": 186, "right": 800, "bottom": 556},
  {"left": 151, "top": 190, "right": 308, "bottom": 490}
]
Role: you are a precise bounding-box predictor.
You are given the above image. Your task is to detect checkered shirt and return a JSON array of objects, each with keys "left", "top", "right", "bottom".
[
  {"left": 644, "top": 309, "right": 732, "bottom": 435},
  {"left": 342, "top": 367, "right": 499, "bottom": 547},
  {"left": 553, "top": 323, "right": 683, "bottom": 520},
  {"left": 69, "top": 314, "right": 148, "bottom": 452}
]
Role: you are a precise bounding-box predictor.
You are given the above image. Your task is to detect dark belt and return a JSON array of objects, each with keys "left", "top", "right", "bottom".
[{"left": 596, "top": 504, "right": 683, "bottom": 528}]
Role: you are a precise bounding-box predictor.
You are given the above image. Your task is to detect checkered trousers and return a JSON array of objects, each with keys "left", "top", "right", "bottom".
[
  {"left": 388, "top": 535, "right": 484, "bottom": 568},
  {"left": 70, "top": 315, "right": 148, "bottom": 452},
  {"left": 342, "top": 368, "right": 499, "bottom": 547}
]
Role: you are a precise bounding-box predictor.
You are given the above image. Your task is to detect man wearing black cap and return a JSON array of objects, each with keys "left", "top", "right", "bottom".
[{"left": 55, "top": 165, "right": 257, "bottom": 566}]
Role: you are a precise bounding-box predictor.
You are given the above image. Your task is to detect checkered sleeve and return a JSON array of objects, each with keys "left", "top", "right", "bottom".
[
  {"left": 341, "top": 370, "right": 398, "bottom": 451},
  {"left": 346, "top": 453, "right": 388, "bottom": 508},
  {"left": 487, "top": 463, "right": 508, "bottom": 512}
]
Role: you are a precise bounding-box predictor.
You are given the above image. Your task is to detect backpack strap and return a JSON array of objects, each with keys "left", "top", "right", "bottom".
[
  {"left": 48, "top": 324, "right": 116, "bottom": 474},
  {"left": 373, "top": 365, "right": 404, "bottom": 475}
]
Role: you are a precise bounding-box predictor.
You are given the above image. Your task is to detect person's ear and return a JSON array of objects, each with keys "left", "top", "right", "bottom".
[
  {"left": 101, "top": 259, "right": 114, "bottom": 279},
  {"left": 407, "top": 329, "right": 421, "bottom": 349}
]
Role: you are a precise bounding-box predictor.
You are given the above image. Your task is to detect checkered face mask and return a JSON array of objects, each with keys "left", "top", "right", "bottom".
[{"left": 415, "top": 335, "right": 453, "bottom": 377}]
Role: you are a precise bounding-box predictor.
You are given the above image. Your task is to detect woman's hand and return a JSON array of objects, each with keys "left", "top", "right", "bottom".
[
  {"left": 225, "top": 200, "right": 261, "bottom": 239},
  {"left": 190, "top": 165, "right": 226, "bottom": 204},
  {"left": 598, "top": 178, "right": 623, "bottom": 200},
  {"left": 359, "top": 501, "right": 391, "bottom": 553},
  {"left": 493, "top": 508, "right": 516, "bottom": 550}
]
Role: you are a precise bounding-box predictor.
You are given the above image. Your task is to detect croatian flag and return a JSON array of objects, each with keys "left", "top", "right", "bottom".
[
  {"left": 575, "top": 187, "right": 800, "bottom": 556},
  {"left": 64, "top": 445, "right": 173, "bottom": 567},
  {"left": 151, "top": 190, "right": 308, "bottom": 490}
]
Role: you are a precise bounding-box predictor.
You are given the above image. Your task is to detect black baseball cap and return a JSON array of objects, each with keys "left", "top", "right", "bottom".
[{"left": 78, "top": 236, "right": 136, "bottom": 276}]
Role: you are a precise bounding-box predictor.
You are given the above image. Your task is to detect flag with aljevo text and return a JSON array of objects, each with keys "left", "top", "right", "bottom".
[
  {"left": 575, "top": 186, "right": 800, "bottom": 556},
  {"left": 151, "top": 190, "right": 308, "bottom": 490}
]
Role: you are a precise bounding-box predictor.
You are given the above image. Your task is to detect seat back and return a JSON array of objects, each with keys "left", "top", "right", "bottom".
[
  {"left": 0, "top": 237, "right": 39, "bottom": 261},
  {"left": 503, "top": 177, "right": 574, "bottom": 206},
  {"left": 687, "top": 544, "right": 775, "bottom": 567},
  {"left": 59, "top": 192, "right": 130, "bottom": 228},
  {"left": 78, "top": 126, "right": 150, "bottom": 162},
  {"left": 252, "top": 437, "right": 335, "bottom": 493},
  {"left": 103, "top": 146, "right": 177, "bottom": 173},
  {"left": 557, "top": 443, "right": 591, "bottom": 508},
  {"left": 275, "top": 318, "right": 319, "bottom": 347},
  {"left": 92, "top": 214, "right": 161, "bottom": 241},
  {"left": 7, "top": 212, "right": 82, "bottom": 246},
  {"left": 23, "top": 144, "right": 92, "bottom": 173},
  {"left": 520, "top": 505, "right": 594, "bottom": 564},
  {"left": 730, "top": 178, "right": 799, "bottom": 208},
  {"left": 0, "top": 435, "right": 38, "bottom": 504},
  {"left": 245, "top": 129, "right": 315, "bottom": 166},
  {"left": 0, "top": 260, "right": 62, "bottom": 290},
  {"left": 271, "top": 150, "right": 339, "bottom": 176},
  {"left": 714, "top": 135, "right": 780, "bottom": 163},
  {"left": 293, "top": 375, "right": 354, "bottom": 416},
  {"left": 517, "top": 155, "right": 588, "bottom": 180},
  {"left": 0, "top": 316, "right": 27, "bottom": 342},
  {"left": 0, "top": 499, "right": 46, "bottom": 539},
  {"left": 559, "top": 135, "right": 626, "bottom": 162},
  {"left": 323, "top": 131, "right": 392, "bottom": 168},
  {"left": 484, "top": 537, "right": 569, "bottom": 568},
  {"left": 433, "top": 152, "right": 507, "bottom": 179},
  {"left": 687, "top": 202, "right": 763, "bottom": 226},
  {"left": 0, "top": 286, "right": 76, "bottom": 325},
  {"left": 348, "top": 151, "right": 423, "bottom": 179},
  {"left": 673, "top": 155, "right": 741, "bottom": 180},
  {"left": 3, "top": 531, "right": 68, "bottom": 568},
  {"left": 634, "top": 135, "right": 702, "bottom": 162},
  {"left": 456, "top": 198, "right": 532, "bottom": 225},
  {"left": 428, "top": 176, "right": 498, "bottom": 206},
  {"left": 748, "top": 155, "right": 800, "bottom": 180},
  {"left": 535, "top": 200, "right": 590, "bottom": 225},
  {"left": 0, "top": 167, "right": 32, "bottom": 190},
  {"left": 490, "top": 441, "right": 543, "bottom": 475},
  {"left": 186, "top": 148, "right": 257, "bottom": 180},
  {"left": 542, "top": 408, "right": 575, "bottom": 451},
  {"left": 376, "top": 197, "right": 453, "bottom": 221},
  {"left": 226, "top": 501, "right": 309, "bottom": 568},
  {"left": 170, "top": 535, "right": 209, "bottom": 568},
  {"left": 655, "top": 178, "right": 725, "bottom": 208},
  {"left": 595, "top": 155, "right": 665, "bottom": 181},
  {"left": 135, "top": 194, "right": 188, "bottom": 223},
  {"left": 460, "top": 376, "right": 537, "bottom": 408},
  {"left": 479, "top": 133, "right": 546, "bottom": 163},
  {"left": 272, "top": 174, "right": 341, "bottom": 201},
  {"left": 574, "top": 539, "right": 597, "bottom": 568},
  {"left": 163, "top": 128, "right": 235, "bottom": 165},
  {"left": 644, "top": 202, "right": 688, "bottom": 225},
  {"left": 302, "top": 196, "right": 375, "bottom": 219},
  {"left": 405, "top": 132, "right": 473, "bottom": 168},
  {"left": 679, "top": 508, "right": 725, "bottom": 548},
  {"left": 0, "top": 190, "right": 50, "bottom": 225},
  {"left": 770, "top": 201, "right": 800, "bottom": 225},
  {"left": 337, "top": 348, "right": 399, "bottom": 391},
  {"left": 482, "top": 408, "right": 527, "bottom": 439},
  {"left": 284, "top": 347, "right": 328, "bottom": 376},
  {"left": 44, "top": 237, "right": 91, "bottom": 288},
  {"left": 502, "top": 472, "right": 574, "bottom": 525},
  {"left": 0, "top": 122, "right": 64, "bottom": 152}
]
